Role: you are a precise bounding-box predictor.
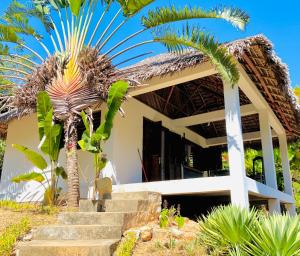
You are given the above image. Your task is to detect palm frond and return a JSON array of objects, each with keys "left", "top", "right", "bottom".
[
  {"left": 142, "top": 5, "right": 249, "bottom": 30},
  {"left": 153, "top": 25, "right": 239, "bottom": 85},
  {"left": 116, "top": 0, "right": 154, "bottom": 16}
]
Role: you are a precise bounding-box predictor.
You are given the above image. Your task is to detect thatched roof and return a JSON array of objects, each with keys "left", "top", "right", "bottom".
[
  {"left": 0, "top": 34, "right": 299, "bottom": 139},
  {"left": 123, "top": 34, "right": 299, "bottom": 138}
]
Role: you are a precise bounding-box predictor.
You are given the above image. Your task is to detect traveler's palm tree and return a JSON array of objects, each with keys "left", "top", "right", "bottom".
[{"left": 0, "top": 0, "right": 249, "bottom": 207}]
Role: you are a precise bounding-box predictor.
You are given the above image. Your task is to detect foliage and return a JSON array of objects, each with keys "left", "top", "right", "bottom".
[
  {"left": 11, "top": 91, "right": 66, "bottom": 205},
  {"left": 115, "top": 231, "right": 137, "bottom": 256},
  {"left": 198, "top": 205, "right": 259, "bottom": 255},
  {"left": 243, "top": 214, "right": 300, "bottom": 256},
  {"left": 294, "top": 86, "right": 300, "bottom": 104},
  {"left": 0, "top": 200, "right": 59, "bottom": 215},
  {"left": 159, "top": 201, "right": 185, "bottom": 229},
  {"left": 79, "top": 81, "right": 128, "bottom": 179},
  {"left": 0, "top": 217, "right": 30, "bottom": 256}
]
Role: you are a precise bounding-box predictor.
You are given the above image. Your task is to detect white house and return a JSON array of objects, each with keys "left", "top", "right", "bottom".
[{"left": 0, "top": 35, "right": 299, "bottom": 215}]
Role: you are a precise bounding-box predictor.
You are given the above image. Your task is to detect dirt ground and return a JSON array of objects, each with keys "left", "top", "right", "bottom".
[
  {"left": 132, "top": 219, "right": 207, "bottom": 256},
  {"left": 0, "top": 209, "right": 58, "bottom": 234}
]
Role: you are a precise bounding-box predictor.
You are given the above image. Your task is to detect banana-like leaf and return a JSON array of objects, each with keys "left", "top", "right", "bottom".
[
  {"left": 12, "top": 171, "right": 45, "bottom": 183},
  {"left": 40, "top": 109, "right": 63, "bottom": 161},
  {"left": 117, "top": 0, "right": 154, "bottom": 16},
  {"left": 69, "top": 0, "right": 83, "bottom": 16},
  {"left": 12, "top": 144, "right": 47, "bottom": 170},
  {"left": 95, "top": 80, "right": 128, "bottom": 141},
  {"left": 37, "top": 91, "right": 52, "bottom": 140},
  {"left": 55, "top": 166, "right": 68, "bottom": 180},
  {"left": 78, "top": 132, "right": 99, "bottom": 153},
  {"left": 80, "top": 111, "right": 91, "bottom": 136}
]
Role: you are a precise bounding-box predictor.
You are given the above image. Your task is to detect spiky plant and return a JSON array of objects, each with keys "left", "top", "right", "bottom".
[{"left": 0, "top": 0, "right": 249, "bottom": 207}]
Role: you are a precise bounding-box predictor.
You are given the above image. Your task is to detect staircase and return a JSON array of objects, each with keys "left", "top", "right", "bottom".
[{"left": 16, "top": 191, "right": 161, "bottom": 256}]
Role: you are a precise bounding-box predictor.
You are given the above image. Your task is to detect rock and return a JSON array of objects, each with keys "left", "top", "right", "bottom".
[
  {"left": 169, "top": 227, "right": 183, "bottom": 239},
  {"left": 124, "top": 229, "right": 141, "bottom": 240},
  {"left": 140, "top": 229, "right": 153, "bottom": 242},
  {"left": 22, "top": 232, "right": 33, "bottom": 241}
]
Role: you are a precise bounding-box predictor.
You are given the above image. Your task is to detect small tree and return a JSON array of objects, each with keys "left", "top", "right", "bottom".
[
  {"left": 78, "top": 80, "right": 128, "bottom": 197},
  {"left": 12, "top": 91, "right": 67, "bottom": 205}
]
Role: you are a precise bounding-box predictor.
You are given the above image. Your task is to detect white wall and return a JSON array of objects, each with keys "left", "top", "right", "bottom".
[
  {"left": 0, "top": 98, "right": 202, "bottom": 201},
  {"left": 0, "top": 114, "right": 94, "bottom": 201}
]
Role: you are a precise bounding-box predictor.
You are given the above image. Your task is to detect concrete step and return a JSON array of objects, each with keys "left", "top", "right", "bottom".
[
  {"left": 58, "top": 212, "right": 125, "bottom": 225},
  {"left": 33, "top": 225, "right": 122, "bottom": 240},
  {"left": 16, "top": 239, "right": 119, "bottom": 256},
  {"left": 79, "top": 199, "right": 152, "bottom": 212},
  {"left": 110, "top": 191, "right": 161, "bottom": 201}
]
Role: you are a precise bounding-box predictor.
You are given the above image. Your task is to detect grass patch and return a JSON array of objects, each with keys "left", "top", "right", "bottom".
[
  {"left": 0, "top": 200, "right": 59, "bottom": 215},
  {"left": 0, "top": 217, "right": 30, "bottom": 256},
  {"left": 116, "top": 232, "right": 138, "bottom": 256}
]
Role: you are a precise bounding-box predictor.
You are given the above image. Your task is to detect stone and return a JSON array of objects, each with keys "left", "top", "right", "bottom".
[
  {"left": 22, "top": 232, "right": 33, "bottom": 241},
  {"left": 169, "top": 227, "right": 183, "bottom": 239},
  {"left": 141, "top": 230, "right": 153, "bottom": 242}
]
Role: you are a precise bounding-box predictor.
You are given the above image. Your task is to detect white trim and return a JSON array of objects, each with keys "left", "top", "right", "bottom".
[
  {"left": 206, "top": 131, "right": 277, "bottom": 147},
  {"left": 172, "top": 104, "right": 257, "bottom": 127},
  {"left": 129, "top": 62, "right": 217, "bottom": 96}
]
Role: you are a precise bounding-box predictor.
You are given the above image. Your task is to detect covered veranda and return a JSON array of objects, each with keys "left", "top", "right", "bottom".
[{"left": 114, "top": 35, "right": 299, "bottom": 215}]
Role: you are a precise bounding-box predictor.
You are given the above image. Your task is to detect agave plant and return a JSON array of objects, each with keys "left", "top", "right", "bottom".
[
  {"left": 244, "top": 214, "right": 300, "bottom": 256},
  {"left": 0, "top": 0, "right": 249, "bottom": 207},
  {"left": 198, "top": 205, "right": 259, "bottom": 255}
]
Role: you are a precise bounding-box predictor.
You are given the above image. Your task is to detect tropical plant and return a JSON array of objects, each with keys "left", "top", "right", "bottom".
[
  {"left": 243, "top": 214, "right": 300, "bottom": 256},
  {"left": 294, "top": 86, "right": 300, "bottom": 103},
  {"left": 159, "top": 201, "right": 185, "bottom": 229},
  {"left": 198, "top": 205, "right": 259, "bottom": 255},
  {"left": 11, "top": 91, "right": 66, "bottom": 205},
  {"left": 0, "top": 0, "right": 249, "bottom": 207},
  {"left": 78, "top": 80, "right": 128, "bottom": 189}
]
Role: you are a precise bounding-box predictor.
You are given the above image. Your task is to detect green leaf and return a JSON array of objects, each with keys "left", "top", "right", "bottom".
[
  {"left": 117, "top": 0, "right": 154, "bottom": 16},
  {"left": 80, "top": 111, "right": 91, "bottom": 136},
  {"left": 12, "top": 171, "right": 45, "bottom": 183},
  {"left": 40, "top": 109, "right": 63, "bottom": 161},
  {"left": 12, "top": 144, "right": 47, "bottom": 170},
  {"left": 153, "top": 27, "right": 239, "bottom": 85},
  {"left": 55, "top": 166, "right": 67, "bottom": 180},
  {"left": 37, "top": 91, "right": 52, "bottom": 140},
  {"left": 68, "top": 0, "right": 83, "bottom": 16},
  {"left": 78, "top": 132, "right": 99, "bottom": 153},
  {"left": 142, "top": 6, "right": 249, "bottom": 31},
  {"left": 96, "top": 80, "right": 128, "bottom": 140}
]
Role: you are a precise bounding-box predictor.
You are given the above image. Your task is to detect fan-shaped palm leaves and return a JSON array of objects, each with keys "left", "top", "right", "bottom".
[{"left": 0, "top": 0, "right": 249, "bottom": 207}]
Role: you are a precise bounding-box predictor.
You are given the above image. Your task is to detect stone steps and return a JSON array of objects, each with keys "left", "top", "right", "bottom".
[
  {"left": 16, "top": 239, "right": 119, "bottom": 256},
  {"left": 16, "top": 191, "right": 161, "bottom": 255},
  {"left": 33, "top": 225, "right": 122, "bottom": 240}
]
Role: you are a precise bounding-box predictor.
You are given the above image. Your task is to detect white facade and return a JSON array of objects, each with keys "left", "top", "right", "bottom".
[{"left": 0, "top": 62, "right": 296, "bottom": 215}]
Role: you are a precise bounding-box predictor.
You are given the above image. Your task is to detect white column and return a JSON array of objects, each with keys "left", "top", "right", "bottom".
[
  {"left": 259, "top": 111, "right": 278, "bottom": 188},
  {"left": 278, "top": 133, "right": 296, "bottom": 216},
  {"left": 223, "top": 82, "right": 249, "bottom": 208},
  {"left": 259, "top": 111, "right": 280, "bottom": 213}
]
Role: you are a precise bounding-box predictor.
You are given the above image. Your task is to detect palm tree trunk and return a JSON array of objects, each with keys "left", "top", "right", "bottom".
[{"left": 64, "top": 114, "right": 80, "bottom": 208}]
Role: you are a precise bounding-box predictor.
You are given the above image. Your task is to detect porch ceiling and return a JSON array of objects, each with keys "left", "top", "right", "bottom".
[{"left": 135, "top": 75, "right": 260, "bottom": 139}]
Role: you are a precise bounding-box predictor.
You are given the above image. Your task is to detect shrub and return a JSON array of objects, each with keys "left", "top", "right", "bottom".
[
  {"left": 159, "top": 201, "right": 185, "bottom": 229},
  {"left": 198, "top": 205, "right": 259, "bottom": 255},
  {"left": 115, "top": 232, "right": 137, "bottom": 256},
  {"left": 0, "top": 217, "right": 30, "bottom": 256},
  {"left": 244, "top": 214, "right": 300, "bottom": 256}
]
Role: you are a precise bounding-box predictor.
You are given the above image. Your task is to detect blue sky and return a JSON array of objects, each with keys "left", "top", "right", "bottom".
[{"left": 1, "top": 0, "right": 300, "bottom": 87}]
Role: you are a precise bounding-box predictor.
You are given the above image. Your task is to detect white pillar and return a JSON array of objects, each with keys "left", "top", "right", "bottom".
[
  {"left": 278, "top": 133, "right": 296, "bottom": 216},
  {"left": 223, "top": 82, "right": 249, "bottom": 208},
  {"left": 259, "top": 111, "right": 278, "bottom": 188},
  {"left": 259, "top": 111, "right": 280, "bottom": 214}
]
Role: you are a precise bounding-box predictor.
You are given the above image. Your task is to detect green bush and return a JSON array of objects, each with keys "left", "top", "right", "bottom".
[
  {"left": 159, "top": 203, "right": 185, "bottom": 229},
  {"left": 244, "top": 214, "right": 300, "bottom": 256},
  {"left": 198, "top": 205, "right": 259, "bottom": 255},
  {"left": 198, "top": 205, "right": 300, "bottom": 256},
  {"left": 0, "top": 217, "right": 30, "bottom": 256},
  {"left": 115, "top": 232, "right": 137, "bottom": 256}
]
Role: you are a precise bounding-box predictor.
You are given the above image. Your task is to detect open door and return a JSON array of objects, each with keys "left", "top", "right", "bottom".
[{"left": 142, "top": 118, "right": 162, "bottom": 182}]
